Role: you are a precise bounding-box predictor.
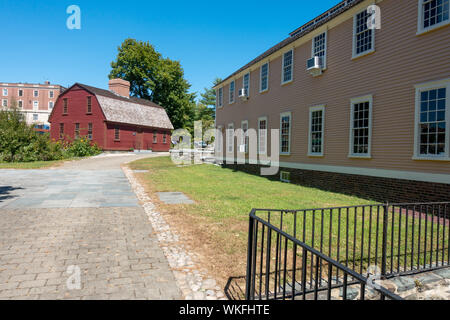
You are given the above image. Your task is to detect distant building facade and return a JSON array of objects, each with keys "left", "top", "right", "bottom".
[
  {"left": 49, "top": 79, "right": 173, "bottom": 151},
  {"left": 0, "top": 81, "right": 65, "bottom": 126}
]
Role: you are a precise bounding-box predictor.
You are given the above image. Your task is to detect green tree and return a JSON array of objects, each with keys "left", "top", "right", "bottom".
[
  {"left": 109, "top": 38, "right": 196, "bottom": 130},
  {"left": 199, "top": 78, "right": 222, "bottom": 109}
]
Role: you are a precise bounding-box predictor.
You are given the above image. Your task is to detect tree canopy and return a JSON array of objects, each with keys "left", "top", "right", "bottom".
[{"left": 109, "top": 38, "right": 196, "bottom": 130}]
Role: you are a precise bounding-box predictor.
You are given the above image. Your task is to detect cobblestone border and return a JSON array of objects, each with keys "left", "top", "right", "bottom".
[{"left": 122, "top": 166, "right": 226, "bottom": 300}]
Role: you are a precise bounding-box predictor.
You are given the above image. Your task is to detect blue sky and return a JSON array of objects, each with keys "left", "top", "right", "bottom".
[{"left": 0, "top": 0, "right": 339, "bottom": 99}]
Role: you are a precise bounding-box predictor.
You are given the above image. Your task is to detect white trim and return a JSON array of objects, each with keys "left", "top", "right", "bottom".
[
  {"left": 229, "top": 80, "right": 235, "bottom": 104},
  {"left": 349, "top": 95, "right": 373, "bottom": 158},
  {"left": 281, "top": 49, "right": 294, "bottom": 85},
  {"left": 48, "top": 101, "right": 54, "bottom": 110},
  {"left": 280, "top": 111, "right": 292, "bottom": 155},
  {"left": 217, "top": 87, "right": 223, "bottom": 108},
  {"left": 280, "top": 171, "right": 291, "bottom": 183},
  {"left": 258, "top": 116, "right": 268, "bottom": 155},
  {"left": 227, "top": 123, "right": 234, "bottom": 153},
  {"left": 417, "top": 0, "right": 450, "bottom": 35},
  {"left": 2, "top": 88, "right": 8, "bottom": 96},
  {"left": 259, "top": 62, "right": 269, "bottom": 93},
  {"left": 311, "top": 31, "right": 327, "bottom": 69},
  {"left": 49, "top": 90, "right": 54, "bottom": 99},
  {"left": 308, "top": 105, "right": 326, "bottom": 157},
  {"left": 243, "top": 72, "right": 250, "bottom": 98},
  {"left": 33, "top": 90, "right": 39, "bottom": 98},
  {"left": 2, "top": 99, "right": 7, "bottom": 107},
  {"left": 241, "top": 120, "right": 249, "bottom": 153},
  {"left": 33, "top": 100, "right": 39, "bottom": 110},
  {"left": 413, "top": 78, "right": 450, "bottom": 160},
  {"left": 216, "top": 157, "right": 450, "bottom": 185},
  {"left": 18, "top": 89, "right": 23, "bottom": 97},
  {"left": 352, "top": 9, "right": 376, "bottom": 60},
  {"left": 18, "top": 100, "right": 23, "bottom": 108}
]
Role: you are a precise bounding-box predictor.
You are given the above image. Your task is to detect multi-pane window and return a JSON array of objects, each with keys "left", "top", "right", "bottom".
[
  {"left": 241, "top": 121, "right": 248, "bottom": 153},
  {"left": 75, "top": 123, "right": 80, "bottom": 139},
  {"left": 282, "top": 50, "right": 293, "bottom": 84},
  {"left": 63, "top": 99, "right": 68, "bottom": 114},
  {"left": 422, "top": 0, "right": 449, "bottom": 30},
  {"left": 18, "top": 100, "right": 23, "bottom": 108},
  {"left": 33, "top": 114, "right": 38, "bottom": 121},
  {"left": 227, "top": 123, "right": 234, "bottom": 153},
  {"left": 260, "top": 63, "right": 269, "bottom": 92},
  {"left": 59, "top": 123, "right": 64, "bottom": 139},
  {"left": 419, "top": 88, "right": 447, "bottom": 156},
  {"left": 33, "top": 101, "right": 38, "bottom": 109},
  {"left": 33, "top": 90, "right": 39, "bottom": 97},
  {"left": 280, "top": 171, "right": 291, "bottom": 183},
  {"left": 153, "top": 131, "right": 158, "bottom": 143},
  {"left": 258, "top": 118, "right": 267, "bottom": 155},
  {"left": 114, "top": 126, "right": 120, "bottom": 140},
  {"left": 350, "top": 98, "right": 372, "bottom": 156},
  {"left": 217, "top": 87, "right": 223, "bottom": 107},
  {"left": 309, "top": 106, "right": 325, "bottom": 155},
  {"left": 18, "top": 89, "right": 23, "bottom": 97},
  {"left": 229, "top": 81, "right": 235, "bottom": 104},
  {"left": 163, "top": 133, "right": 167, "bottom": 144},
  {"left": 215, "top": 126, "right": 223, "bottom": 153},
  {"left": 87, "top": 96, "right": 92, "bottom": 113},
  {"left": 49, "top": 91, "right": 54, "bottom": 98},
  {"left": 88, "top": 123, "right": 93, "bottom": 140},
  {"left": 49, "top": 101, "right": 54, "bottom": 109},
  {"left": 354, "top": 10, "right": 374, "bottom": 56},
  {"left": 280, "top": 113, "right": 291, "bottom": 154},
  {"left": 2, "top": 89, "right": 7, "bottom": 96},
  {"left": 2, "top": 99, "right": 7, "bottom": 107},
  {"left": 243, "top": 73, "right": 250, "bottom": 96},
  {"left": 313, "top": 32, "right": 327, "bottom": 68}
]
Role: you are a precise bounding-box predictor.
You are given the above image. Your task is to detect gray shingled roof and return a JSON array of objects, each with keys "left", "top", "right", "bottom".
[{"left": 77, "top": 83, "right": 174, "bottom": 130}]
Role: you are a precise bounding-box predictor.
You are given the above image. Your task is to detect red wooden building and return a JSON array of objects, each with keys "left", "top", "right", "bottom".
[{"left": 49, "top": 79, "right": 173, "bottom": 151}]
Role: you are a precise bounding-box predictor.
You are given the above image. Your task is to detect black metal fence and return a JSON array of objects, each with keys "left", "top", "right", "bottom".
[{"left": 245, "top": 202, "right": 450, "bottom": 300}]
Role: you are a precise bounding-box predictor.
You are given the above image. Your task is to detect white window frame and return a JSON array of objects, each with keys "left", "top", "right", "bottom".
[
  {"left": 352, "top": 9, "right": 375, "bottom": 59},
  {"left": 217, "top": 87, "right": 223, "bottom": 108},
  {"left": 312, "top": 31, "right": 327, "bottom": 69},
  {"left": 229, "top": 80, "right": 235, "bottom": 104},
  {"left": 281, "top": 49, "right": 294, "bottom": 85},
  {"left": 33, "top": 90, "right": 39, "bottom": 97},
  {"left": 417, "top": 0, "right": 450, "bottom": 35},
  {"left": 413, "top": 78, "right": 450, "bottom": 161},
  {"left": 18, "top": 100, "right": 23, "bottom": 108},
  {"left": 241, "top": 120, "right": 249, "bottom": 153},
  {"left": 227, "top": 123, "right": 234, "bottom": 153},
  {"left": 2, "top": 99, "right": 7, "bottom": 107},
  {"left": 243, "top": 72, "right": 250, "bottom": 97},
  {"left": 49, "top": 101, "right": 54, "bottom": 109},
  {"left": 280, "top": 171, "right": 291, "bottom": 183},
  {"left": 2, "top": 88, "right": 8, "bottom": 96},
  {"left": 308, "top": 105, "right": 326, "bottom": 157},
  {"left": 260, "top": 62, "right": 269, "bottom": 93},
  {"left": 32, "top": 114, "right": 38, "bottom": 121},
  {"left": 18, "top": 89, "right": 23, "bottom": 97},
  {"left": 33, "top": 100, "right": 39, "bottom": 110},
  {"left": 258, "top": 116, "right": 268, "bottom": 155},
  {"left": 280, "top": 111, "right": 292, "bottom": 155},
  {"left": 49, "top": 90, "right": 54, "bottom": 98},
  {"left": 349, "top": 95, "right": 373, "bottom": 158}
]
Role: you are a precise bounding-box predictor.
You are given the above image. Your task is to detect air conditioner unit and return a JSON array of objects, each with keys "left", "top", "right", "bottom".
[
  {"left": 307, "top": 56, "right": 323, "bottom": 76},
  {"left": 238, "top": 88, "right": 248, "bottom": 100}
]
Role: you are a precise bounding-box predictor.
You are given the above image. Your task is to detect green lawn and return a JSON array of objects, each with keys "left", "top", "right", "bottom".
[
  {"left": 0, "top": 160, "right": 65, "bottom": 169},
  {"left": 128, "top": 157, "right": 387, "bottom": 281}
]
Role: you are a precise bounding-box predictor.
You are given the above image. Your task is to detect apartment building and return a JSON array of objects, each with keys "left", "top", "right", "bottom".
[
  {"left": 0, "top": 81, "right": 65, "bottom": 126},
  {"left": 214, "top": 0, "right": 450, "bottom": 203}
]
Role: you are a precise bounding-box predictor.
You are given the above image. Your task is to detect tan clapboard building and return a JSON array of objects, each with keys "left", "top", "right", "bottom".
[{"left": 214, "top": 0, "right": 450, "bottom": 203}]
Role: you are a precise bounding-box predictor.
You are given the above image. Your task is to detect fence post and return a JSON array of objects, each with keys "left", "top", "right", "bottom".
[
  {"left": 381, "top": 203, "right": 389, "bottom": 278},
  {"left": 245, "top": 211, "right": 255, "bottom": 300}
]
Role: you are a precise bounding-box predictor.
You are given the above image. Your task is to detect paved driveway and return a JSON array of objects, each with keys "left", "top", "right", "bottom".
[{"left": 0, "top": 153, "right": 181, "bottom": 300}]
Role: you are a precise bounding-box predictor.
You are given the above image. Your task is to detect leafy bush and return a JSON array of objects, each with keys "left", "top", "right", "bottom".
[
  {"left": 66, "top": 136, "right": 101, "bottom": 157},
  {"left": 0, "top": 108, "right": 100, "bottom": 162}
]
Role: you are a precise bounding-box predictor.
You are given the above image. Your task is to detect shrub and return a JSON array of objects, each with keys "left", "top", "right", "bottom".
[{"left": 66, "top": 136, "right": 101, "bottom": 157}]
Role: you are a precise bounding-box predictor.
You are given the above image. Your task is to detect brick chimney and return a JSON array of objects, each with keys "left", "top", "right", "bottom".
[{"left": 108, "top": 78, "right": 130, "bottom": 98}]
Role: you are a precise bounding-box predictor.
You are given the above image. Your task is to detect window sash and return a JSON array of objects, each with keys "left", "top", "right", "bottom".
[
  {"left": 422, "top": 0, "right": 450, "bottom": 29},
  {"left": 241, "top": 121, "right": 248, "bottom": 153},
  {"left": 260, "top": 63, "right": 269, "bottom": 92},
  {"left": 354, "top": 10, "right": 374, "bottom": 56},
  {"left": 59, "top": 123, "right": 64, "bottom": 139},
  {"left": 258, "top": 119, "right": 267, "bottom": 154},
  {"left": 243, "top": 73, "right": 250, "bottom": 95},
  {"left": 350, "top": 101, "right": 371, "bottom": 156},
  {"left": 87, "top": 96, "right": 92, "bottom": 113},
  {"left": 309, "top": 107, "right": 324, "bottom": 155},
  {"left": 313, "top": 32, "right": 327, "bottom": 67},
  {"left": 114, "top": 126, "right": 120, "bottom": 140},
  {"left": 282, "top": 50, "right": 293, "bottom": 83},
  {"left": 280, "top": 113, "right": 291, "bottom": 154},
  {"left": 63, "top": 99, "right": 68, "bottom": 114},
  {"left": 217, "top": 88, "right": 223, "bottom": 107},
  {"left": 227, "top": 124, "right": 234, "bottom": 153},
  {"left": 88, "top": 123, "right": 93, "bottom": 140},
  {"left": 75, "top": 123, "right": 80, "bottom": 138},
  {"left": 229, "top": 81, "right": 235, "bottom": 104}
]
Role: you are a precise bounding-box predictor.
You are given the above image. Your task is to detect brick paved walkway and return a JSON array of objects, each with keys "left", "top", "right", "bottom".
[{"left": 0, "top": 154, "right": 181, "bottom": 300}]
